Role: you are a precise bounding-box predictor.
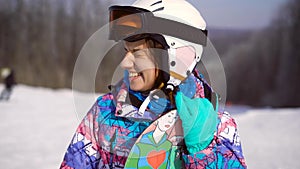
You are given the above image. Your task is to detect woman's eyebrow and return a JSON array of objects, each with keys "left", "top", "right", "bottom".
[
  {"left": 132, "top": 48, "right": 141, "bottom": 53},
  {"left": 124, "top": 47, "right": 141, "bottom": 53}
]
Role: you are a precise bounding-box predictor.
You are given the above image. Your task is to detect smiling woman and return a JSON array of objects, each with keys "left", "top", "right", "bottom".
[{"left": 60, "top": 0, "right": 247, "bottom": 168}]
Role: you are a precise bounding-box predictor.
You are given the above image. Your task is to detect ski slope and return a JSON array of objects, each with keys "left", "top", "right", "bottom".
[{"left": 0, "top": 85, "right": 299, "bottom": 169}]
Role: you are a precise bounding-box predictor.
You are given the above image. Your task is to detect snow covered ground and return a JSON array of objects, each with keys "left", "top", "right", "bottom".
[{"left": 0, "top": 85, "right": 300, "bottom": 169}]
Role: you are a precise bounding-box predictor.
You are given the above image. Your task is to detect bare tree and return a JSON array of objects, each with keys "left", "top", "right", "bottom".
[{"left": 224, "top": 0, "right": 300, "bottom": 107}]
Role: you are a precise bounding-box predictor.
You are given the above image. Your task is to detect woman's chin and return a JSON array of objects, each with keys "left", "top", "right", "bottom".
[
  {"left": 130, "top": 83, "right": 153, "bottom": 92},
  {"left": 129, "top": 84, "right": 143, "bottom": 91}
]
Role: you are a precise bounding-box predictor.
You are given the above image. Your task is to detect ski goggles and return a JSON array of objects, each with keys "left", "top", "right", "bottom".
[{"left": 109, "top": 6, "right": 208, "bottom": 46}]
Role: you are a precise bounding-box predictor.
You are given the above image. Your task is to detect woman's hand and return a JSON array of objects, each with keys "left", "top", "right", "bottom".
[{"left": 175, "top": 91, "right": 218, "bottom": 154}]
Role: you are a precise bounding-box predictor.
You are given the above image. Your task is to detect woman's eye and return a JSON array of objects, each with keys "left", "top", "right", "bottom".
[{"left": 134, "top": 50, "right": 143, "bottom": 55}]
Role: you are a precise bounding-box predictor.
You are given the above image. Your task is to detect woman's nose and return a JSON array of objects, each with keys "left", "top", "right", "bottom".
[{"left": 120, "top": 52, "right": 134, "bottom": 69}]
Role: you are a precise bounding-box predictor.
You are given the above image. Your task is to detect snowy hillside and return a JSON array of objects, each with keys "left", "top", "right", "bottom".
[{"left": 0, "top": 85, "right": 299, "bottom": 169}]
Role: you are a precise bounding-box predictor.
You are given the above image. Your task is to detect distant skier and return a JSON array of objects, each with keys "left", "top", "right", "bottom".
[{"left": 0, "top": 68, "right": 16, "bottom": 101}]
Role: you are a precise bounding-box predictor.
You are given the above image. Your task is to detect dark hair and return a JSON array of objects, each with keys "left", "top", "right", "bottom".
[
  {"left": 144, "top": 37, "right": 177, "bottom": 107},
  {"left": 144, "top": 37, "right": 170, "bottom": 90}
]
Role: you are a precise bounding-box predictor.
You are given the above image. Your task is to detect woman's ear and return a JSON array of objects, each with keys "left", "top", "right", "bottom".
[{"left": 155, "top": 67, "right": 159, "bottom": 78}]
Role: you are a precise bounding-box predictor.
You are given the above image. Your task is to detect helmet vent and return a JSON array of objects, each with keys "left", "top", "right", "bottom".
[
  {"left": 150, "top": 0, "right": 162, "bottom": 6},
  {"left": 152, "top": 7, "right": 164, "bottom": 12},
  {"left": 150, "top": 0, "right": 164, "bottom": 12}
]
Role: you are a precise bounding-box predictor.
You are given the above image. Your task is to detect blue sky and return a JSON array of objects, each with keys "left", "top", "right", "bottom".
[{"left": 190, "top": 0, "right": 288, "bottom": 29}]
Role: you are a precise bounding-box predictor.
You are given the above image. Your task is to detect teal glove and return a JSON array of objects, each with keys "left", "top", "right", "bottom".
[{"left": 175, "top": 91, "right": 218, "bottom": 154}]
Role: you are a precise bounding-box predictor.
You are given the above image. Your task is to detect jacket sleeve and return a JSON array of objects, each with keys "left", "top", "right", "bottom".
[
  {"left": 181, "top": 111, "right": 247, "bottom": 169},
  {"left": 60, "top": 102, "right": 101, "bottom": 169}
]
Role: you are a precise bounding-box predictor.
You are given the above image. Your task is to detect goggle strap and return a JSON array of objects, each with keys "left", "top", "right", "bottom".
[{"left": 149, "top": 17, "right": 208, "bottom": 46}]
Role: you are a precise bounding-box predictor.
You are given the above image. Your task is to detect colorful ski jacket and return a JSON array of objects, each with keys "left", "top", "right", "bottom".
[{"left": 60, "top": 74, "right": 247, "bottom": 169}]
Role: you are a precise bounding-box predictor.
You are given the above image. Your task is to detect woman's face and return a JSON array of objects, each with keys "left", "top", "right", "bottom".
[{"left": 121, "top": 39, "right": 158, "bottom": 91}]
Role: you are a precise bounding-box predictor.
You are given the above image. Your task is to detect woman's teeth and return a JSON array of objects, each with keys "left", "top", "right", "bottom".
[{"left": 129, "top": 72, "right": 141, "bottom": 77}]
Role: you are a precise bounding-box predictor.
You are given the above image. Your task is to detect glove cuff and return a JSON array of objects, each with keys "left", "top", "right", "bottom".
[{"left": 186, "top": 137, "right": 214, "bottom": 154}]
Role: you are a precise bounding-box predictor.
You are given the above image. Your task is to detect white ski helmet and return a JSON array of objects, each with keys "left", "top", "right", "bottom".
[{"left": 109, "top": 0, "right": 207, "bottom": 86}]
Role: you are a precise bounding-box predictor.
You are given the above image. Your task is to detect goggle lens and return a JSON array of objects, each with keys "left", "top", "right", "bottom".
[{"left": 109, "top": 7, "right": 147, "bottom": 40}]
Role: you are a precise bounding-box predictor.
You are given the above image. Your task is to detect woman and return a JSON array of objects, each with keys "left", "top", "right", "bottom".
[
  {"left": 60, "top": 0, "right": 247, "bottom": 168},
  {"left": 0, "top": 67, "right": 16, "bottom": 101}
]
